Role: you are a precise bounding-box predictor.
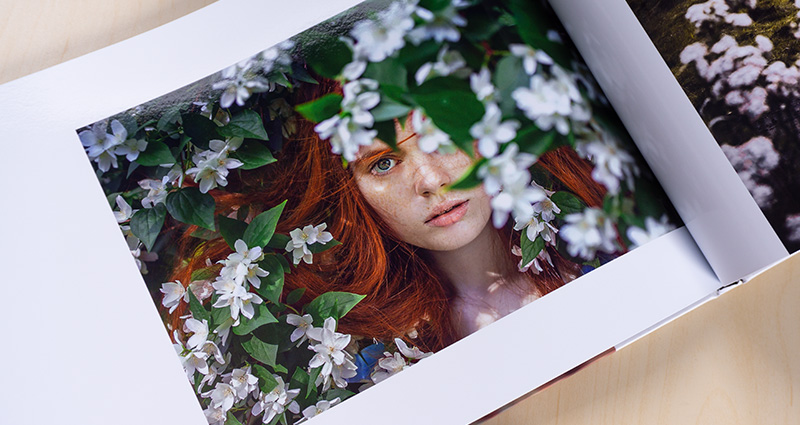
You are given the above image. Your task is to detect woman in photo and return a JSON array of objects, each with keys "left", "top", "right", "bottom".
[{"left": 169, "top": 79, "right": 605, "bottom": 352}]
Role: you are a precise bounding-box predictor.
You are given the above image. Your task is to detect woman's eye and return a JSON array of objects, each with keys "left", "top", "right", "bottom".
[{"left": 371, "top": 158, "right": 397, "bottom": 174}]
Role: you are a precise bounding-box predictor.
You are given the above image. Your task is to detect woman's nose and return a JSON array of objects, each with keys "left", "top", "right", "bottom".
[{"left": 413, "top": 161, "right": 451, "bottom": 197}]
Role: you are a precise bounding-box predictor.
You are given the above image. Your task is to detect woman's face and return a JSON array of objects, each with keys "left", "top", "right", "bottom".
[{"left": 351, "top": 128, "right": 492, "bottom": 252}]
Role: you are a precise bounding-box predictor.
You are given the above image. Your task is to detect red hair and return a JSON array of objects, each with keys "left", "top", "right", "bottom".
[{"left": 169, "top": 79, "right": 605, "bottom": 351}]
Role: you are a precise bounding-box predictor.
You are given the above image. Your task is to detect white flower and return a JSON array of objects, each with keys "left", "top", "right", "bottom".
[
  {"left": 371, "top": 352, "right": 407, "bottom": 384},
  {"left": 198, "top": 341, "right": 226, "bottom": 366},
  {"left": 315, "top": 115, "right": 378, "bottom": 162},
  {"left": 224, "top": 366, "right": 259, "bottom": 400},
  {"left": 79, "top": 120, "right": 123, "bottom": 172},
  {"left": 184, "top": 318, "right": 209, "bottom": 350},
  {"left": 394, "top": 338, "right": 432, "bottom": 360},
  {"left": 203, "top": 406, "right": 227, "bottom": 425},
  {"left": 579, "top": 135, "right": 639, "bottom": 194},
  {"left": 720, "top": 136, "right": 780, "bottom": 208},
  {"left": 138, "top": 177, "right": 170, "bottom": 209},
  {"left": 212, "top": 60, "right": 270, "bottom": 108},
  {"left": 341, "top": 79, "right": 380, "bottom": 127},
  {"left": 301, "top": 398, "right": 341, "bottom": 420},
  {"left": 212, "top": 279, "right": 264, "bottom": 321},
  {"left": 213, "top": 316, "right": 239, "bottom": 346},
  {"left": 415, "top": 46, "right": 468, "bottom": 85},
  {"left": 203, "top": 382, "right": 236, "bottom": 412},
  {"left": 510, "top": 44, "right": 553, "bottom": 75},
  {"left": 490, "top": 173, "right": 547, "bottom": 228},
  {"left": 511, "top": 244, "right": 553, "bottom": 274},
  {"left": 560, "top": 208, "right": 617, "bottom": 260},
  {"left": 160, "top": 280, "right": 187, "bottom": 314},
  {"left": 325, "top": 357, "right": 358, "bottom": 390},
  {"left": 286, "top": 313, "right": 314, "bottom": 345},
  {"left": 185, "top": 139, "right": 244, "bottom": 193},
  {"left": 470, "top": 67, "right": 497, "bottom": 103},
  {"left": 284, "top": 223, "right": 334, "bottom": 265},
  {"left": 114, "top": 136, "right": 147, "bottom": 162},
  {"left": 627, "top": 216, "right": 675, "bottom": 248},
  {"left": 408, "top": 0, "right": 468, "bottom": 45},
  {"left": 348, "top": 1, "right": 415, "bottom": 63},
  {"left": 477, "top": 143, "right": 537, "bottom": 196},
  {"left": 251, "top": 375, "right": 301, "bottom": 424},
  {"left": 307, "top": 318, "right": 353, "bottom": 384},
  {"left": 411, "top": 109, "right": 456, "bottom": 154},
  {"left": 533, "top": 196, "right": 561, "bottom": 222},
  {"left": 470, "top": 103, "right": 520, "bottom": 158},
  {"left": 113, "top": 195, "right": 136, "bottom": 223},
  {"left": 512, "top": 75, "right": 571, "bottom": 135},
  {"left": 219, "top": 239, "right": 268, "bottom": 288},
  {"left": 514, "top": 214, "right": 558, "bottom": 244}
]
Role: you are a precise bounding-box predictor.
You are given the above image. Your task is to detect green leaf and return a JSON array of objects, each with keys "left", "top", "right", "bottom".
[
  {"left": 290, "top": 368, "right": 316, "bottom": 401},
  {"left": 256, "top": 254, "right": 286, "bottom": 304},
  {"left": 507, "top": 0, "right": 571, "bottom": 67},
  {"left": 307, "top": 37, "right": 351, "bottom": 79},
  {"left": 234, "top": 304, "right": 278, "bottom": 335},
  {"left": 182, "top": 114, "right": 219, "bottom": 150},
  {"left": 551, "top": 191, "right": 584, "bottom": 217},
  {"left": 411, "top": 78, "right": 484, "bottom": 150},
  {"left": 419, "top": 0, "right": 450, "bottom": 12},
  {"left": 373, "top": 120, "right": 397, "bottom": 149},
  {"left": 494, "top": 55, "right": 529, "bottom": 117},
  {"left": 211, "top": 304, "right": 231, "bottom": 330},
  {"left": 157, "top": 106, "right": 182, "bottom": 132},
  {"left": 190, "top": 266, "right": 218, "bottom": 281},
  {"left": 286, "top": 287, "right": 306, "bottom": 305},
  {"left": 135, "top": 141, "right": 176, "bottom": 166},
  {"left": 266, "top": 233, "right": 291, "bottom": 250},
  {"left": 243, "top": 201, "right": 286, "bottom": 248},
  {"left": 232, "top": 141, "right": 276, "bottom": 170},
  {"left": 187, "top": 289, "right": 210, "bottom": 323},
  {"left": 308, "top": 239, "right": 341, "bottom": 254},
  {"left": 166, "top": 188, "right": 216, "bottom": 231},
  {"left": 218, "top": 215, "right": 248, "bottom": 250},
  {"left": 448, "top": 158, "right": 487, "bottom": 191},
  {"left": 307, "top": 367, "right": 321, "bottom": 397},
  {"left": 225, "top": 412, "right": 244, "bottom": 425},
  {"left": 242, "top": 337, "right": 279, "bottom": 367},
  {"left": 325, "top": 388, "right": 356, "bottom": 402},
  {"left": 521, "top": 234, "right": 545, "bottom": 266},
  {"left": 371, "top": 96, "right": 412, "bottom": 122},
  {"left": 252, "top": 364, "right": 279, "bottom": 393},
  {"left": 218, "top": 110, "right": 268, "bottom": 140},
  {"left": 305, "top": 292, "right": 366, "bottom": 326},
  {"left": 291, "top": 63, "right": 319, "bottom": 84},
  {"left": 364, "top": 58, "right": 408, "bottom": 90},
  {"left": 296, "top": 94, "right": 342, "bottom": 124},
  {"left": 514, "top": 127, "right": 556, "bottom": 157},
  {"left": 129, "top": 204, "right": 166, "bottom": 251}
]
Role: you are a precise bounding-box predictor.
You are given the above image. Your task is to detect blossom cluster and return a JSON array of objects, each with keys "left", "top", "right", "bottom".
[
  {"left": 675, "top": 0, "right": 800, "bottom": 248},
  {"left": 299, "top": 0, "right": 668, "bottom": 264}
]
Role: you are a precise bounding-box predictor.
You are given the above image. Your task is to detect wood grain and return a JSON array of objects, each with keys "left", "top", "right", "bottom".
[
  {"left": 483, "top": 252, "right": 800, "bottom": 425},
  {"left": 0, "top": 0, "right": 216, "bottom": 84},
  {"left": 3, "top": 2, "right": 798, "bottom": 424}
]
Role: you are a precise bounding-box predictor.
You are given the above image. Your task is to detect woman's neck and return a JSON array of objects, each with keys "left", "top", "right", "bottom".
[
  {"left": 428, "top": 223, "right": 512, "bottom": 295},
  {"left": 427, "top": 223, "right": 540, "bottom": 337}
]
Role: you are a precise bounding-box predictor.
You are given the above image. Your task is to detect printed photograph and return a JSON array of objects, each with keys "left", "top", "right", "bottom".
[
  {"left": 75, "top": 0, "right": 679, "bottom": 423},
  {"left": 626, "top": 0, "right": 800, "bottom": 252}
]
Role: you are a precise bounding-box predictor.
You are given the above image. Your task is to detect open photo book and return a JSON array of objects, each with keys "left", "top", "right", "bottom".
[{"left": 0, "top": 0, "right": 795, "bottom": 424}]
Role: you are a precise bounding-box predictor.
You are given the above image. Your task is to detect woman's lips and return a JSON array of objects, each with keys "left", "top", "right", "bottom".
[{"left": 425, "top": 200, "right": 469, "bottom": 227}]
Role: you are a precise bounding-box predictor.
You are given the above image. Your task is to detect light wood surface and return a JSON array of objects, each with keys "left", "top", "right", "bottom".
[{"left": 3, "top": 2, "right": 798, "bottom": 424}]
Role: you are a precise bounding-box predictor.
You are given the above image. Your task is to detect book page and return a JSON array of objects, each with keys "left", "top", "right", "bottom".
[
  {"left": 0, "top": 0, "right": 725, "bottom": 424},
  {"left": 549, "top": 0, "right": 789, "bottom": 284}
]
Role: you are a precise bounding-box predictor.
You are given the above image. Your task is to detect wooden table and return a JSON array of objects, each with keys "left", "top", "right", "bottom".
[{"left": 3, "top": 1, "right": 798, "bottom": 423}]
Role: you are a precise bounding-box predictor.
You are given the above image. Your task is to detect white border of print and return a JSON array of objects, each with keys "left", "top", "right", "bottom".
[{"left": 0, "top": 1, "right": 722, "bottom": 424}]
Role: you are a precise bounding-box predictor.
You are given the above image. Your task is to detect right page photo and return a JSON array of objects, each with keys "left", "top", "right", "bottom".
[{"left": 626, "top": 0, "right": 800, "bottom": 252}]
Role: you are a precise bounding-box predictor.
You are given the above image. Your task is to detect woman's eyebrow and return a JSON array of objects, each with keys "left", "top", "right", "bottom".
[
  {"left": 353, "top": 147, "right": 394, "bottom": 166},
  {"left": 352, "top": 132, "right": 417, "bottom": 166}
]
